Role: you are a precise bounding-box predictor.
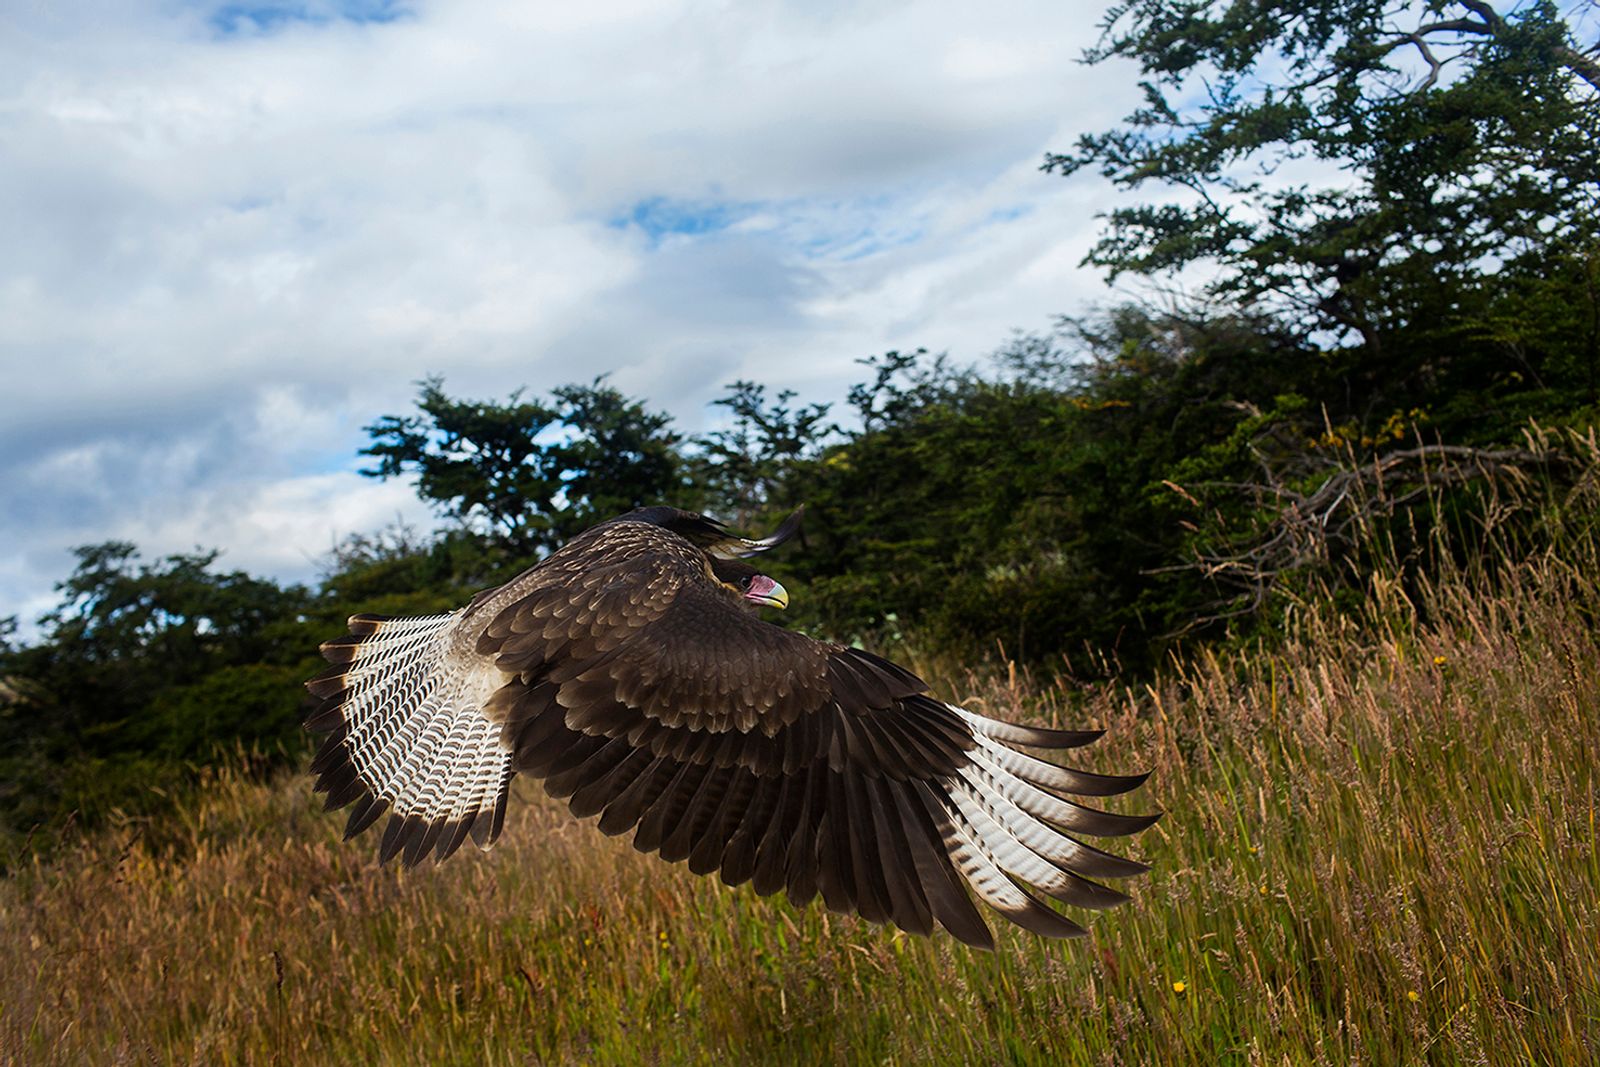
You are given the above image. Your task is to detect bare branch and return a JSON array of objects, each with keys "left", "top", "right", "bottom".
[
  {"left": 1556, "top": 42, "right": 1600, "bottom": 92},
  {"left": 1374, "top": 5, "right": 1600, "bottom": 95},
  {"left": 1370, "top": 16, "right": 1495, "bottom": 91},
  {"left": 1455, "top": 1, "right": 1505, "bottom": 33},
  {"left": 1401, "top": 32, "right": 1444, "bottom": 91},
  {"left": 1156, "top": 442, "right": 1574, "bottom": 632},
  {"left": 1411, "top": 18, "right": 1494, "bottom": 38}
]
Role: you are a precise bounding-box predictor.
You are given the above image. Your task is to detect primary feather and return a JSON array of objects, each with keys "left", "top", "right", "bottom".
[{"left": 307, "top": 506, "right": 1158, "bottom": 949}]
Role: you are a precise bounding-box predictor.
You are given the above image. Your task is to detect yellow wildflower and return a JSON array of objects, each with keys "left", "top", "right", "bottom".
[{"left": 1172, "top": 981, "right": 1187, "bottom": 995}]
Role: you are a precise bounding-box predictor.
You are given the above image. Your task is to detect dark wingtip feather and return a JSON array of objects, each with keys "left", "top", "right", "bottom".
[
  {"left": 1035, "top": 873, "right": 1132, "bottom": 911},
  {"left": 471, "top": 789, "right": 509, "bottom": 850},
  {"left": 347, "top": 613, "right": 391, "bottom": 635},
  {"left": 386, "top": 814, "right": 426, "bottom": 868},
  {"left": 344, "top": 794, "right": 389, "bottom": 840},
  {"left": 1013, "top": 725, "right": 1105, "bottom": 749},
  {"left": 1064, "top": 769, "right": 1152, "bottom": 798},
  {"left": 309, "top": 731, "right": 347, "bottom": 776},
  {"left": 1068, "top": 844, "right": 1151, "bottom": 880},
  {"left": 899, "top": 783, "right": 997, "bottom": 950},
  {"left": 720, "top": 504, "right": 806, "bottom": 558},
  {"left": 405, "top": 817, "right": 445, "bottom": 868},
  {"left": 378, "top": 813, "right": 408, "bottom": 864},
  {"left": 946, "top": 913, "right": 997, "bottom": 951},
  {"left": 318, "top": 634, "right": 364, "bottom": 663},
  {"left": 436, "top": 816, "right": 477, "bottom": 863},
  {"left": 1049, "top": 805, "right": 1166, "bottom": 839},
  {"left": 304, "top": 695, "right": 346, "bottom": 733},
  {"left": 305, "top": 663, "right": 350, "bottom": 700},
  {"left": 757, "top": 504, "right": 805, "bottom": 550},
  {"left": 320, "top": 767, "right": 364, "bottom": 811}
]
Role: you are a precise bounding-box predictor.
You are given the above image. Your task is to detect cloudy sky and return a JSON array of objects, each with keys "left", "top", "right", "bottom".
[{"left": 1, "top": 0, "right": 1148, "bottom": 629}]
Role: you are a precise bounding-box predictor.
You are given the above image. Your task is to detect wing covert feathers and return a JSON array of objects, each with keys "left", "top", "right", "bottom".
[{"left": 307, "top": 514, "right": 1159, "bottom": 948}]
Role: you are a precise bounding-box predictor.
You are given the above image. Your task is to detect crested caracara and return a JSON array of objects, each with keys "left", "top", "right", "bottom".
[{"left": 306, "top": 506, "right": 1158, "bottom": 949}]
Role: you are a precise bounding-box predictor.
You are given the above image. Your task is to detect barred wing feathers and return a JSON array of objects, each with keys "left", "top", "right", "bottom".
[
  {"left": 307, "top": 612, "right": 517, "bottom": 866},
  {"left": 308, "top": 518, "right": 1157, "bottom": 948}
]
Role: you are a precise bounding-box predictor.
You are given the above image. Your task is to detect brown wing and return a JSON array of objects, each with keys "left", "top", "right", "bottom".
[{"left": 466, "top": 519, "right": 1158, "bottom": 949}]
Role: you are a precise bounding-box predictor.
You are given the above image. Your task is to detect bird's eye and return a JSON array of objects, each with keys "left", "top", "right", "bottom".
[{"left": 740, "top": 575, "right": 755, "bottom": 589}]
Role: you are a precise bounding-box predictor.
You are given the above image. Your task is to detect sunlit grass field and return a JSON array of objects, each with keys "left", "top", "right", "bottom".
[{"left": 4, "top": 549, "right": 1598, "bottom": 1065}]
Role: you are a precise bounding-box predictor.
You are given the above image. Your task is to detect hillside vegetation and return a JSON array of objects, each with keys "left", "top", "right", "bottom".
[{"left": 4, "top": 522, "right": 1597, "bottom": 1063}]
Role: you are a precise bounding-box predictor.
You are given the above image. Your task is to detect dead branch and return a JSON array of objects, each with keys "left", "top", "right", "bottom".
[{"left": 1154, "top": 442, "right": 1574, "bottom": 634}]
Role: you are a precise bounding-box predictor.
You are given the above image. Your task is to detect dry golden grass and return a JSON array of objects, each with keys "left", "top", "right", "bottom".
[{"left": 4, "top": 551, "right": 1598, "bottom": 1065}]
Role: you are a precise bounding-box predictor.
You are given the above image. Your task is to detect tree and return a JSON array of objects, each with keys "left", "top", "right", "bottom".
[
  {"left": 361, "top": 377, "right": 566, "bottom": 549},
  {"left": 846, "top": 349, "right": 975, "bottom": 430},
  {"left": 7, "top": 542, "right": 308, "bottom": 748},
  {"left": 694, "top": 381, "right": 834, "bottom": 526},
  {"left": 786, "top": 318, "right": 1328, "bottom": 664},
  {"left": 1045, "top": 0, "right": 1600, "bottom": 360},
  {"left": 551, "top": 378, "right": 686, "bottom": 538},
  {"left": 362, "top": 376, "right": 688, "bottom": 554},
  {"left": 0, "top": 542, "right": 314, "bottom": 856}
]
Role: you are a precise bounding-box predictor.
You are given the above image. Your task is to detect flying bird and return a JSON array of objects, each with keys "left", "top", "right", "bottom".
[{"left": 306, "top": 506, "right": 1157, "bottom": 949}]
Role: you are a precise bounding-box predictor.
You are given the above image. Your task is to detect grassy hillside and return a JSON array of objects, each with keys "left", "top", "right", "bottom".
[{"left": 3, "top": 549, "right": 1597, "bottom": 1065}]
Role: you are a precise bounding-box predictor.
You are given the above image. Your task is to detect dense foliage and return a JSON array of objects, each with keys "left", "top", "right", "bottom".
[
  {"left": 2, "top": 0, "right": 1597, "bottom": 857},
  {"left": 1044, "top": 0, "right": 1600, "bottom": 352},
  {"left": 0, "top": 545, "right": 320, "bottom": 854},
  {"left": 360, "top": 375, "right": 689, "bottom": 552}
]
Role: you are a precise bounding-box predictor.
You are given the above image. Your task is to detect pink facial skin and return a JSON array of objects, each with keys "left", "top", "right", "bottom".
[{"left": 743, "top": 574, "right": 788, "bottom": 610}]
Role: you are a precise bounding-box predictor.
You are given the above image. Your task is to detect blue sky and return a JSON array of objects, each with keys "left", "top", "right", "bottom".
[
  {"left": 208, "top": 1, "right": 411, "bottom": 35},
  {"left": 0, "top": 0, "right": 1148, "bottom": 629}
]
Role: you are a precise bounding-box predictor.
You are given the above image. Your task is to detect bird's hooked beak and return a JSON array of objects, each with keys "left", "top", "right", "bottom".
[{"left": 743, "top": 575, "right": 789, "bottom": 610}]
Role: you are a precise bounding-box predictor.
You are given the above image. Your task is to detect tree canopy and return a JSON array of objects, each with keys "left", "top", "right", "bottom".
[
  {"left": 1045, "top": 0, "right": 1600, "bottom": 357},
  {"left": 360, "top": 376, "right": 685, "bottom": 553}
]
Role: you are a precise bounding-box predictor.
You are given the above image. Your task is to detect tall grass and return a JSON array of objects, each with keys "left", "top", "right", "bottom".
[{"left": 4, "top": 490, "right": 1598, "bottom": 1064}]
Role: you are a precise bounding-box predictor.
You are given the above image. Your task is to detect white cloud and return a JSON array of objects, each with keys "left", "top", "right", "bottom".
[
  {"left": 0, "top": 0, "right": 1149, "bottom": 627},
  {"left": 118, "top": 471, "right": 433, "bottom": 581}
]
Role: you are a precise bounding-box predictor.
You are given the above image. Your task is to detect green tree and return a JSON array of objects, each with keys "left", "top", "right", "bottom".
[
  {"left": 11, "top": 542, "right": 307, "bottom": 745},
  {"left": 361, "top": 377, "right": 566, "bottom": 549},
  {"left": 0, "top": 543, "right": 313, "bottom": 856},
  {"left": 846, "top": 348, "right": 975, "bottom": 430},
  {"left": 551, "top": 378, "right": 687, "bottom": 538},
  {"left": 694, "top": 380, "right": 834, "bottom": 526},
  {"left": 361, "top": 376, "right": 686, "bottom": 553},
  {"left": 787, "top": 318, "right": 1317, "bottom": 665},
  {"left": 1046, "top": 0, "right": 1600, "bottom": 360}
]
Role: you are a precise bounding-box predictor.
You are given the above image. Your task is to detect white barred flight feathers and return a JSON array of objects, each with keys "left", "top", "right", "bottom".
[{"left": 306, "top": 506, "right": 1159, "bottom": 949}]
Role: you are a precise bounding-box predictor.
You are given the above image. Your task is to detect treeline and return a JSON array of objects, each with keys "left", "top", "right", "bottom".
[
  {"left": 3, "top": 309, "right": 1595, "bottom": 859},
  {"left": 2, "top": 0, "right": 1596, "bottom": 858}
]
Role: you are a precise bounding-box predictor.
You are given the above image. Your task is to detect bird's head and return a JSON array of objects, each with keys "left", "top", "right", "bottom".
[
  {"left": 616, "top": 505, "right": 802, "bottom": 611},
  {"left": 711, "top": 558, "right": 789, "bottom": 610},
  {"left": 617, "top": 504, "right": 805, "bottom": 560}
]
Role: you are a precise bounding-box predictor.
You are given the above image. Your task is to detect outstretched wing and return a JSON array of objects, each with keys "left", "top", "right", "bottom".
[
  {"left": 480, "top": 520, "right": 1159, "bottom": 947},
  {"left": 309, "top": 518, "right": 1158, "bottom": 948}
]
